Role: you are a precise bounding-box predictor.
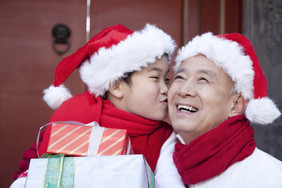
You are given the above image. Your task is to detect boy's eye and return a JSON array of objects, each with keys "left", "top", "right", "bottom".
[
  {"left": 165, "top": 78, "right": 170, "bottom": 84},
  {"left": 151, "top": 76, "right": 159, "bottom": 80}
]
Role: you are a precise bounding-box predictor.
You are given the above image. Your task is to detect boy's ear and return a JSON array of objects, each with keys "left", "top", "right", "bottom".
[
  {"left": 108, "top": 81, "right": 124, "bottom": 99},
  {"left": 229, "top": 94, "right": 248, "bottom": 117}
]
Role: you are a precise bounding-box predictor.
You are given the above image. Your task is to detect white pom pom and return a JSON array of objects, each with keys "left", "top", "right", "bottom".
[
  {"left": 245, "top": 97, "right": 281, "bottom": 125},
  {"left": 43, "top": 85, "right": 72, "bottom": 110}
]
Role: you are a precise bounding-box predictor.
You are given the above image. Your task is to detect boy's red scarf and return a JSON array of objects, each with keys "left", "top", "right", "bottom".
[
  {"left": 13, "top": 92, "right": 172, "bottom": 179},
  {"left": 173, "top": 115, "right": 256, "bottom": 185},
  {"left": 39, "top": 92, "right": 172, "bottom": 172}
]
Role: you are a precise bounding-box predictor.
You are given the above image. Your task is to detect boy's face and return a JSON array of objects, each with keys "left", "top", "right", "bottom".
[{"left": 120, "top": 55, "right": 170, "bottom": 121}]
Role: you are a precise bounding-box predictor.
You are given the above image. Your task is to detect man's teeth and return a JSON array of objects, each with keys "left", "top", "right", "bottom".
[{"left": 177, "top": 105, "right": 197, "bottom": 112}]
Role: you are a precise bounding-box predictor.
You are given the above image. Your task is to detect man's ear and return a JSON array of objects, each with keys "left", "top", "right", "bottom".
[
  {"left": 108, "top": 81, "right": 124, "bottom": 99},
  {"left": 229, "top": 94, "right": 248, "bottom": 117}
]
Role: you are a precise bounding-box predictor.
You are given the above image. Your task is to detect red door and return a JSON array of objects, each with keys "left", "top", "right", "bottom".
[
  {"left": 1, "top": 0, "right": 241, "bottom": 187},
  {"left": 0, "top": 0, "right": 182, "bottom": 187}
]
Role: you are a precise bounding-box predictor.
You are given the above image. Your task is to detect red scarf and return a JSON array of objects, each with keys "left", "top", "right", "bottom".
[
  {"left": 173, "top": 115, "right": 256, "bottom": 185},
  {"left": 39, "top": 91, "right": 172, "bottom": 172}
]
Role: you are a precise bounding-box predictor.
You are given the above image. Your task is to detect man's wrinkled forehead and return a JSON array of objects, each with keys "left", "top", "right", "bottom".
[{"left": 174, "top": 65, "right": 217, "bottom": 79}]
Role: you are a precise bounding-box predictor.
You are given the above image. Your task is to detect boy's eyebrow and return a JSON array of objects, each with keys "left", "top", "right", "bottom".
[
  {"left": 149, "top": 66, "right": 169, "bottom": 75},
  {"left": 149, "top": 66, "right": 162, "bottom": 72}
]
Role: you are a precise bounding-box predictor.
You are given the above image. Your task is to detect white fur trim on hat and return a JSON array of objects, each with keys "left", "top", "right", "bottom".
[
  {"left": 43, "top": 84, "right": 72, "bottom": 110},
  {"left": 80, "top": 24, "right": 176, "bottom": 96},
  {"left": 246, "top": 97, "right": 281, "bottom": 125},
  {"left": 175, "top": 32, "right": 254, "bottom": 100},
  {"left": 175, "top": 32, "right": 281, "bottom": 125}
]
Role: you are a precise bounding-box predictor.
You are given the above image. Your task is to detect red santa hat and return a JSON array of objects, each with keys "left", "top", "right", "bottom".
[
  {"left": 43, "top": 24, "right": 176, "bottom": 110},
  {"left": 175, "top": 32, "right": 281, "bottom": 125}
]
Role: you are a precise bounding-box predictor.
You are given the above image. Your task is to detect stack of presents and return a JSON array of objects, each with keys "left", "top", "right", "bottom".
[{"left": 22, "top": 122, "right": 154, "bottom": 187}]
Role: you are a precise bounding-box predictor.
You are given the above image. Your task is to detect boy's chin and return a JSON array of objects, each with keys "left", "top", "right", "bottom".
[{"left": 149, "top": 113, "right": 168, "bottom": 122}]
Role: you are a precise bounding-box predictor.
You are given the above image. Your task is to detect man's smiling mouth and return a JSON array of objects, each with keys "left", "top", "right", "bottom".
[{"left": 177, "top": 105, "right": 198, "bottom": 112}]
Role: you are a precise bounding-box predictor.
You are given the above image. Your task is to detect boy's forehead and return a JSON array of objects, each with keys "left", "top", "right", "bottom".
[
  {"left": 146, "top": 61, "right": 168, "bottom": 71},
  {"left": 138, "top": 55, "right": 170, "bottom": 74}
]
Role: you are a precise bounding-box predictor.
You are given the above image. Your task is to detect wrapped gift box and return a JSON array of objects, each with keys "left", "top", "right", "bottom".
[
  {"left": 40, "top": 122, "right": 130, "bottom": 156},
  {"left": 24, "top": 155, "right": 154, "bottom": 188}
]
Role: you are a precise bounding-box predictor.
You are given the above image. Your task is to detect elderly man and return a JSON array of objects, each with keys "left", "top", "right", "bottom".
[{"left": 168, "top": 32, "right": 282, "bottom": 187}]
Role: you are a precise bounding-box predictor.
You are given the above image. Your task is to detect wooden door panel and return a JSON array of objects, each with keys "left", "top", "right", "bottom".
[
  {"left": 0, "top": 0, "right": 86, "bottom": 187},
  {"left": 90, "top": 0, "right": 182, "bottom": 47},
  {"left": 0, "top": 1, "right": 182, "bottom": 187},
  {"left": 1, "top": 0, "right": 243, "bottom": 187}
]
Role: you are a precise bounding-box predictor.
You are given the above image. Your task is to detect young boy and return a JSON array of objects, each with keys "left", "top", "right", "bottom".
[{"left": 12, "top": 24, "right": 184, "bottom": 187}]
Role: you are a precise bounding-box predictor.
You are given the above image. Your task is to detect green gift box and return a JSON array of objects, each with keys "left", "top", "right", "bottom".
[{"left": 25, "top": 155, "right": 155, "bottom": 188}]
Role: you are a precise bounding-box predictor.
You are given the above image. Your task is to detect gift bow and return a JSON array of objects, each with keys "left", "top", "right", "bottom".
[{"left": 44, "top": 154, "right": 74, "bottom": 188}]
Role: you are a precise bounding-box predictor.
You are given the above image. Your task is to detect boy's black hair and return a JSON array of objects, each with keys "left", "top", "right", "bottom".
[
  {"left": 121, "top": 71, "right": 134, "bottom": 85},
  {"left": 102, "top": 71, "right": 135, "bottom": 99}
]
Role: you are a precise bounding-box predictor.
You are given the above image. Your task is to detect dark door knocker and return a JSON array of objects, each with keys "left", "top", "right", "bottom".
[{"left": 52, "top": 24, "right": 71, "bottom": 55}]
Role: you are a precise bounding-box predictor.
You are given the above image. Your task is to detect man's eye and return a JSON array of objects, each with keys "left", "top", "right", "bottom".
[
  {"left": 174, "top": 75, "right": 183, "bottom": 80},
  {"left": 199, "top": 77, "right": 209, "bottom": 82}
]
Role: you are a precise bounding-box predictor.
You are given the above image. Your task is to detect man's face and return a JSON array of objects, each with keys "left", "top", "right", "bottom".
[
  {"left": 168, "top": 55, "right": 236, "bottom": 143},
  {"left": 120, "top": 55, "right": 170, "bottom": 121}
]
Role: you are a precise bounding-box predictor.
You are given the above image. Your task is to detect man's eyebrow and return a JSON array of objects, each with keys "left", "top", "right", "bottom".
[
  {"left": 174, "top": 68, "right": 216, "bottom": 78},
  {"left": 198, "top": 69, "right": 216, "bottom": 78},
  {"left": 174, "top": 68, "right": 185, "bottom": 76}
]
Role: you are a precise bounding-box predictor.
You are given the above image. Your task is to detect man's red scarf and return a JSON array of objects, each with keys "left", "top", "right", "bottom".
[
  {"left": 173, "top": 115, "right": 256, "bottom": 185},
  {"left": 19, "top": 92, "right": 171, "bottom": 178}
]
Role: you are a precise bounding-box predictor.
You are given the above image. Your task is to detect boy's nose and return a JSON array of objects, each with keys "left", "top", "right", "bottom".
[{"left": 160, "top": 82, "right": 169, "bottom": 95}]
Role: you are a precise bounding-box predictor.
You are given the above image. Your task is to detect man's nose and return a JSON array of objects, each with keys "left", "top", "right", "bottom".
[{"left": 178, "top": 81, "right": 196, "bottom": 97}]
